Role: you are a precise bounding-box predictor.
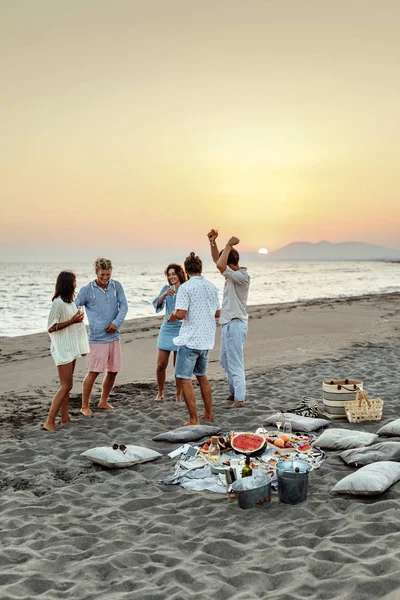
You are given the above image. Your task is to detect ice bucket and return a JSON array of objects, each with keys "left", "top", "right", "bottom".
[
  {"left": 276, "top": 460, "right": 311, "bottom": 504},
  {"left": 229, "top": 475, "right": 271, "bottom": 509}
]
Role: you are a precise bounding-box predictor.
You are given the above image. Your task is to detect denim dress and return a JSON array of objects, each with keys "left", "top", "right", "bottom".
[{"left": 152, "top": 285, "right": 182, "bottom": 351}]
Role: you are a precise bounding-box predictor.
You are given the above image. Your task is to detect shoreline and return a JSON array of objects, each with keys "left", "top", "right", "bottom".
[{"left": 1, "top": 291, "right": 399, "bottom": 402}]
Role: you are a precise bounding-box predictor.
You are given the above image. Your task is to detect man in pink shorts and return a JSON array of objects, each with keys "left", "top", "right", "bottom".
[{"left": 75, "top": 258, "right": 128, "bottom": 416}]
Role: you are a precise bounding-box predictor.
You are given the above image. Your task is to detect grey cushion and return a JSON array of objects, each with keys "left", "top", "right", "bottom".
[
  {"left": 81, "top": 445, "right": 162, "bottom": 468},
  {"left": 376, "top": 418, "right": 400, "bottom": 437},
  {"left": 339, "top": 442, "right": 400, "bottom": 467},
  {"left": 313, "top": 428, "right": 378, "bottom": 450},
  {"left": 153, "top": 425, "right": 222, "bottom": 443},
  {"left": 331, "top": 461, "right": 400, "bottom": 495},
  {"left": 264, "top": 412, "right": 330, "bottom": 433}
]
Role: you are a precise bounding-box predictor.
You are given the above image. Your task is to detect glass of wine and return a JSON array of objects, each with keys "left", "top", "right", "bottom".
[
  {"left": 77, "top": 306, "right": 85, "bottom": 328},
  {"left": 275, "top": 411, "right": 283, "bottom": 434}
]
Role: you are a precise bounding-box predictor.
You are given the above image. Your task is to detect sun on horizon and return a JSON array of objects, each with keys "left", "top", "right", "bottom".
[{"left": 258, "top": 248, "right": 268, "bottom": 254}]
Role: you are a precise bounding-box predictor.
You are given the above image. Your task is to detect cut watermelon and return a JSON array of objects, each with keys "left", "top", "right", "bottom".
[
  {"left": 297, "top": 443, "right": 312, "bottom": 453},
  {"left": 231, "top": 433, "right": 266, "bottom": 456}
]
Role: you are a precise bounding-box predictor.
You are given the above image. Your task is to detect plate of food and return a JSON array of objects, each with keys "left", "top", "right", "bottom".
[{"left": 264, "top": 433, "right": 314, "bottom": 454}]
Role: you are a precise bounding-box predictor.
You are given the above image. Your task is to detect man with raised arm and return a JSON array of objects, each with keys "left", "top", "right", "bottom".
[
  {"left": 207, "top": 231, "right": 250, "bottom": 409},
  {"left": 75, "top": 258, "right": 128, "bottom": 416},
  {"left": 168, "top": 252, "right": 220, "bottom": 425}
]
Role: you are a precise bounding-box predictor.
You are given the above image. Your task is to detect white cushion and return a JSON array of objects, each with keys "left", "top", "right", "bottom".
[
  {"left": 264, "top": 412, "right": 330, "bottom": 433},
  {"left": 313, "top": 428, "right": 377, "bottom": 450},
  {"left": 331, "top": 461, "right": 400, "bottom": 495},
  {"left": 376, "top": 418, "right": 400, "bottom": 437},
  {"left": 339, "top": 442, "right": 400, "bottom": 467},
  {"left": 81, "top": 445, "right": 162, "bottom": 468}
]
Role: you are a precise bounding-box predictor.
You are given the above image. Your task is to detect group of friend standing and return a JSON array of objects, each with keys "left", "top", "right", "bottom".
[{"left": 43, "top": 231, "right": 250, "bottom": 431}]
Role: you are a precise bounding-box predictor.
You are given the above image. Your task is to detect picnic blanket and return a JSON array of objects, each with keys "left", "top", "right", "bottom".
[{"left": 157, "top": 435, "right": 326, "bottom": 494}]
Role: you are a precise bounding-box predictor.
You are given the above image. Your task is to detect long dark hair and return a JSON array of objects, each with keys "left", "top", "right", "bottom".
[
  {"left": 165, "top": 263, "right": 187, "bottom": 285},
  {"left": 184, "top": 252, "right": 202, "bottom": 275},
  {"left": 52, "top": 271, "right": 76, "bottom": 303}
]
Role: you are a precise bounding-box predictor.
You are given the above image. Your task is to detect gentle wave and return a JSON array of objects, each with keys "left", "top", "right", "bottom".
[{"left": 1, "top": 260, "right": 400, "bottom": 338}]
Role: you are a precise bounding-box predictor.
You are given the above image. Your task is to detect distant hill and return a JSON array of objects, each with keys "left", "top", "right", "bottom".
[{"left": 244, "top": 241, "right": 400, "bottom": 262}]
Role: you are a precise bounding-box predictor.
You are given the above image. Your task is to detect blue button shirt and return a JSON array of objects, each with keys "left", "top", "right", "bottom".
[{"left": 75, "top": 279, "right": 128, "bottom": 343}]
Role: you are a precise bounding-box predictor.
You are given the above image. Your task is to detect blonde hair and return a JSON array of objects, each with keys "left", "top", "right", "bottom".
[{"left": 94, "top": 258, "right": 113, "bottom": 273}]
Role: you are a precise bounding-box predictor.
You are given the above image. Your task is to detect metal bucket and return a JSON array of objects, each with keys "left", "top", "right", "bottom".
[
  {"left": 276, "top": 460, "right": 311, "bottom": 504},
  {"left": 229, "top": 475, "right": 271, "bottom": 509}
]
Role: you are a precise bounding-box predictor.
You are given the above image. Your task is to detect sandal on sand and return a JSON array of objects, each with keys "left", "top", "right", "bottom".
[
  {"left": 228, "top": 401, "right": 245, "bottom": 409},
  {"left": 226, "top": 395, "right": 235, "bottom": 402}
]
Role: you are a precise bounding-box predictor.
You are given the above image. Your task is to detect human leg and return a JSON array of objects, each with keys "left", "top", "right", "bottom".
[
  {"left": 225, "top": 321, "right": 248, "bottom": 406},
  {"left": 81, "top": 371, "right": 100, "bottom": 416},
  {"left": 155, "top": 349, "right": 170, "bottom": 400},
  {"left": 60, "top": 360, "right": 78, "bottom": 424},
  {"left": 220, "top": 324, "right": 235, "bottom": 399},
  {"left": 175, "top": 346, "right": 199, "bottom": 424},
  {"left": 43, "top": 362, "right": 74, "bottom": 431},
  {"left": 98, "top": 371, "right": 117, "bottom": 409},
  {"left": 196, "top": 375, "right": 213, "bottom": 421},
  {"left": 173, "top": 352, "right": 183, "bottom": 401},
  {"left": 180, "top": 379, "right": 199, "bottom": 425},
  {"left": 97, "top": 341, "right": 121, "bottom": 409}
]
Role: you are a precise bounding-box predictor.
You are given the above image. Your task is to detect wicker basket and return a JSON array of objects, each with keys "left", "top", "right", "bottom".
[
  {"left": 323, "top": 379, "right": 362, "bottom": 419},
  {"left": 344, "top": 389, "right": 383, "bottom": 423}
]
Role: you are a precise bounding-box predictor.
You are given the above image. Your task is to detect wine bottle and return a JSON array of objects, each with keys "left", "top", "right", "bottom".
[{"left": 241, "top": 455, "right": 253, "bottom": 478}]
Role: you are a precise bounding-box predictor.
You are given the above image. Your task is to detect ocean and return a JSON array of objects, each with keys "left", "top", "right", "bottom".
[{"left": 1, "top": 260, "right": 400, "bottom": 338}]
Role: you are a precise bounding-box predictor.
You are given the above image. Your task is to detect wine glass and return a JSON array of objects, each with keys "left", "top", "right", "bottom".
[
  {"left": 77, "top": 306, "right": 85, "bottom": 329},
  {"left": 275, "top": 411, "right": 283, "bottom": 434}
]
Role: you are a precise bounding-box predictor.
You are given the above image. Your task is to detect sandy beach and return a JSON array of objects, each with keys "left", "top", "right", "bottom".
[{"left": 1, "top": 293, "right": 400, "bottom": 600}]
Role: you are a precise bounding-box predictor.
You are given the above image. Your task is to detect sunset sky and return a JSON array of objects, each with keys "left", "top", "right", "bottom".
[{"left": 1, "top": 0, "right": 400, "bottom": 261}]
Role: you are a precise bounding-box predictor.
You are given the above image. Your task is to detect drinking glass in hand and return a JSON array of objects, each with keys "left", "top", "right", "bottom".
[{"left": 77, "top": 306, "right": 85, "bottom": 329}]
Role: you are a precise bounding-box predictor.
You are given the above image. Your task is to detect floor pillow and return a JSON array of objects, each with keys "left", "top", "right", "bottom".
[
  {"left": 81, "top": 444, "right": 162, "bottom": 468},
  {"left": 331, "top": 461, "right": 400, "bottom": 495},
  {"left": 339, "top": 442, "right": 400, "bottom": 467},
  {"left": 264, "top": 412, "right": 330, "bottom": 433},
  {"left": 376, "top": 418, "right": 400, "bottom": 437},
  {"left": 313, "top": 428, "right": 377, "bottom": 450},
  {"left": 153, "top": 425, "right": 222, "bottom": 443}
]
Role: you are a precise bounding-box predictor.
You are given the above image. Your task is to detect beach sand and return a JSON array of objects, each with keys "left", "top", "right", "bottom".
[{"left": 1, "top": 293, "right": 400, "bottom": 599}]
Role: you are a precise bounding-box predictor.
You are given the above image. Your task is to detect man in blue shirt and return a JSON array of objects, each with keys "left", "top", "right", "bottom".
[{"left": 75, "top": 258, "right": 128, "bottom": 416}]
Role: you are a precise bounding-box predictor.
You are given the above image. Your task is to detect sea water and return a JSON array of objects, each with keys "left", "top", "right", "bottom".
[{"left": 1, "top": 260, "right": 400, "bottom": 338}]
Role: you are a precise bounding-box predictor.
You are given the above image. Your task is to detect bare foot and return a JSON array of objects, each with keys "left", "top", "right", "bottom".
[
  {"left": 80, "top": 407, "right": 93, "bottom": 417},
  {"left": 228, "top": 401, "right": 245, "bottom": 409},
  {"left": 60, "top": 419, "right": 79, "bottom": 425},
  {"left": 154, "top": 394, "right": 164, "bottom": 401},
  {"left": 184, "top": 420, "right": 199, "bottom": 426},
  {"left": 175, "top": 395, "right": 184, "bottom": 402},
  {"left": 42, "top": 422, "right": 58, "bottom": 432},
  {"left": 199, "top": 414, "right": 214, "bottom": 422},
  {"left": 97, "top": 402, "right": 114, "bottom": 410}
]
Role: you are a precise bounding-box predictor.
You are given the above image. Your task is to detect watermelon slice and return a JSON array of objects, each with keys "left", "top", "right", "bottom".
[
  {"left": 231, "top": 432, "right": 266, "bottom": 456},
  {"left": 297, "top": 443, "right": 312, "bottom": 453}
]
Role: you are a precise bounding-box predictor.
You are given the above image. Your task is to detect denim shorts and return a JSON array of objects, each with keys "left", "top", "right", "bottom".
[{"left": 175, "top": 345, "right": 209, "bottom": 379}]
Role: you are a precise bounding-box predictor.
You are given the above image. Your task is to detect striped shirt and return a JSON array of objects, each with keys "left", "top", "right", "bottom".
[{"left": 48, "top": 298, "right": 90, "bottom": 366}]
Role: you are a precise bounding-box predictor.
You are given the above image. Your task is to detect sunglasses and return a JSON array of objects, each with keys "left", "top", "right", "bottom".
[{"left": 112, "top": 444, "right": 127, "bottom": 454}]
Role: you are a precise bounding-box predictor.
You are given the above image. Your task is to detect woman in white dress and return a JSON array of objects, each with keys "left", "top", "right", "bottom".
[{"left": 43, "top": 271, "right": 90, "bottom": 431}]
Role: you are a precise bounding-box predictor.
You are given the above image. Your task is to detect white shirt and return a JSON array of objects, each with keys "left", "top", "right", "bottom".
[
  {"left": 220, "top": 266, "right": 250, "bottom": 325},
  {"left": 173, "top": 276, "right": 220, "bottom": 350},
  {"left": 48, "top": 298, "right": 90, "bottom": 366}
]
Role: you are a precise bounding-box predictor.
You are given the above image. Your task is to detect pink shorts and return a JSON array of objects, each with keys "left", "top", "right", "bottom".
[{"left": 88, "top": 341, "right": 122, "bottom": 373}]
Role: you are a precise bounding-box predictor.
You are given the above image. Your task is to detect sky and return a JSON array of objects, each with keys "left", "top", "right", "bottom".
[{"left": 1, "top": 0, "right": 400, "bottom": 262}]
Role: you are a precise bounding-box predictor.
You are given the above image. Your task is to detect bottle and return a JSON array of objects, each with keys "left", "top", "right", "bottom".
[
  {"left": 282, "top": 414, "right": 292, "bottom": 435},
  {"left": 208, "top": 436, "right": 221, "bottom": 463},
  {"left": 241, "top": 455, "right": 253, "bottom": 478}
]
